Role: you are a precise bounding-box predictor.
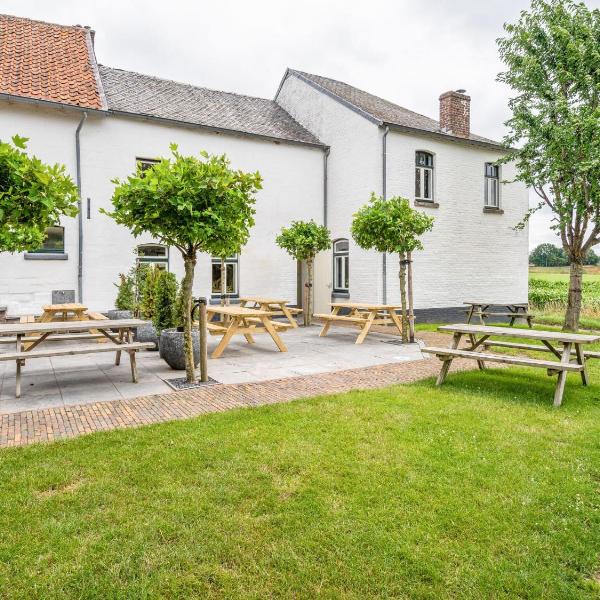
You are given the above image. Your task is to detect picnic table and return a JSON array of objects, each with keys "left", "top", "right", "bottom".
[
  {"left": 206, "top": 305, "right": 288, "bottom": 359},
  {"left": 0, "top": 319, "right": 153, "bottom": 398},
  {"left": 464, "top": 301, "right": 533, "bottom": 327},
  {"left": 238, "top": 296, "right": 302, "bottom": 328},
  {"left": 315, "top": 302, "right": 404, "bottom": 344},
  {"left": 422, "top": 323, "right": 600, "bottom": 406}
]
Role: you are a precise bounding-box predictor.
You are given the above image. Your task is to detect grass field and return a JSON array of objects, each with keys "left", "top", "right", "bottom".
[
  {"left": 529, "top": 265, "right": 600, "bottom": 283},
  {"left": 2, "top": 356, "right": 600, "bottom": 598}
]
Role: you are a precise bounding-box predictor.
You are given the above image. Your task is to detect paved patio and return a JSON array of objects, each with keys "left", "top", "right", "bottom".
[{"left": 0, "top": 325, "right": 426, "bottom": 414}]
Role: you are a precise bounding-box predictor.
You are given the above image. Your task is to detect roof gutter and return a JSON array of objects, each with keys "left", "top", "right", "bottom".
[
  {"left": 0, "top": 92, "right": 107, "bottom": 115},
  {"left": 75, "top": 112, "right": 87, "bottom": 303},
  {"left": 382, "top": 125, "right": 389, "bottom": 304}
]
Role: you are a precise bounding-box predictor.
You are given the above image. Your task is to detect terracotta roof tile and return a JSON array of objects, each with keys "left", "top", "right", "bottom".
[{"left": 0, "top": 14, "right": 105, "bottom": 109}]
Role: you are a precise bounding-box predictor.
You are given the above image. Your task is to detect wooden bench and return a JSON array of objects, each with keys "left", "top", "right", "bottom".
[
  {"left": 314, "top": 314, "right": 366, "bottom": 324},
  {"left": 482, "top": 339, "right": 600, "bottom": 359},
  {"left": 0, "top": 332, "right": 105, "bottom": 344},
  {"left": 467, "top": 311, "right": 535, "bottom": 327}
]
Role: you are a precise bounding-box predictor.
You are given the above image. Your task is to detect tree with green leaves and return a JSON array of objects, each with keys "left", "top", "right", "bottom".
[
  {"left": 529, "top": 243, "right": 568, "bottom": 267},
  {"left": 351, "top": 195, "right": 434, "bottom": 343},
  {"left": 498, "top": 0, "right": 600, "bottom": 330},
  {"left": 0, "top": 135, "right": 78, "bottom": 253},
  {"left": 106, "top": 145, "right": 262, "bottom": 383},
  {"left": 276, "top": 220, "right": 331, "bottom": 326}
]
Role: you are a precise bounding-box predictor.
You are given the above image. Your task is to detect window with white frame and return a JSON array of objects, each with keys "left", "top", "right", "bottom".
[
  {"left": 30, "top": 226, "right": 65, "bottom": 254},
  {"left": 415, "top": 151, "right": 434, "bottom": 201},
  {"left": 333, "top": 239, "right": 349, "bottom": 293},
  {"left": 485, "top": 163, "right": 500, "bottom": 207},
  {"left": 212, "top": 256, "right": 239, "bottom": 296},
  {"left": 137, "top": 244, "right": 168, "bottom": 270}
]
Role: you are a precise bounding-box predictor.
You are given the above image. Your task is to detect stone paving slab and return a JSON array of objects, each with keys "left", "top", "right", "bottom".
[{"left": 0, "top": 349, "right": 477, "bottom": 449}]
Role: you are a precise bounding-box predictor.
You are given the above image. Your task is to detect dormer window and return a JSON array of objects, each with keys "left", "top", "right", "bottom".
[{"left": 415, "top": 152, "right": 434, "bottom": 202}]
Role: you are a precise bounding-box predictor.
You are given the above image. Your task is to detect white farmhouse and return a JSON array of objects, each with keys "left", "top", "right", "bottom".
[{"left": 0, "top": 14, "right": 528, "bottom": 319}]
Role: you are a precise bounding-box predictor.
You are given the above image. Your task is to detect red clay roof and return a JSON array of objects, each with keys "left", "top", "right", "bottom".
[{"left": 0, "top": 14, "right": 105, "bottom": 109}]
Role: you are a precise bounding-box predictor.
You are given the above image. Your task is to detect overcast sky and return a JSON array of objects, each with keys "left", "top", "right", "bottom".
[{"left": 6, "top": 0, "right": 598, "bottom": 249}]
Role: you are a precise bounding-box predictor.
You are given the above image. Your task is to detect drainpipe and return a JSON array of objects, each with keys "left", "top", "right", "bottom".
[
  {"left": 75, "top": 112, "right": 87, "bottom": 303},
  {"left": 323, "top": 147, "right": 330, "bottom": 226},
  {"left": 382, "top": 125, "right": 389, "bottom": 304}
]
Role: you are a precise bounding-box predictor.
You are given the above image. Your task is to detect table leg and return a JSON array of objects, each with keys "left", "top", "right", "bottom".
[
  {"left": 355, "top": 311, "right": 376, "bottom": 344},
  {"left": 15, "top": 333, "right": 23, "bottom": 399},
  {"left": 574, "top": 343, "right": 589, "bottom": 386},
  {"left": 468, "top": 334, "right": 486, "bottom": 370},
  {"left": 553, "top": 342, "right": 573, "bottom": 407},
  {"left": 466, "top": 305, "right": 475, "bottom": 324},
  {"left": 388, "top": 309, "right": 404, "bottom": 338},
  {"left": 115, "top": 329, "right": 124, "bottom": 366},
  {"left": 260, "top": 316, "right": 288, "bottom": 353},
  {"left": 241, "top": 318, "right": 256, "bottom": 344},
  {"left": 319, "top": 306, "right": 340, "bottom": 337},
  {"left": 436, "top": 333, "right": 462, "bottom": 386},
  {"left": 280, "top": 304, "right": 299, "bottom": 328},
  {"left": 212, "top": 317, "right": 241, "bottom": 359}
]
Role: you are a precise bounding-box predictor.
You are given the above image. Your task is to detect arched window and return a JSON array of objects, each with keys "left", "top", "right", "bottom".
[
  {"left": 137, "top": 244, "right": 168, "bottom": 270},
  {"left": 333, "top": 239, "right": 349, "bottom": 293},
  {"left": 415, "top": 151, "right": 434, "bottom": 202}
]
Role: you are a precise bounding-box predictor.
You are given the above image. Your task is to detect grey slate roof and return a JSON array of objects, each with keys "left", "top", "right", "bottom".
[
  {"left": 99, "top": 66, "right": 323, "bottom": 147},
  {"left": 285, "top": 69, "right": 503, "bottom": 149}
]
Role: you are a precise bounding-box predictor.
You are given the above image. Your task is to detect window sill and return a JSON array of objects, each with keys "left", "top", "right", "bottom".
[
  {"left": 415, "top": 200, "right": 439, "bottom": 208},
  {"left": 332, "top": 291, "right": 350, "bottom": 299},
  {"left": 483, "top": 206, "right": 504, "bottom": 214},
  {"left": 24, "top": 253, "right": 68, "bottom": 261}
]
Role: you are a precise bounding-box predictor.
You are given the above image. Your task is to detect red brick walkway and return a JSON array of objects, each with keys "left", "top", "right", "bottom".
[{"left": 0, "top": 350, "right": 476, "bottom": 448}]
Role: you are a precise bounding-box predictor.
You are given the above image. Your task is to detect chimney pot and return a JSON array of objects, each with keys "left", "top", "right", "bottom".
[{"left": 439, "top": 90, "right": 471, "bottom": 138}]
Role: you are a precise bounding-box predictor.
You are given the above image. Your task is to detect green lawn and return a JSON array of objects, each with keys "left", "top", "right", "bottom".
[
  {"left": 2, "top": 361, "right": 600, "bottom": 598},
  {"left": 529, "top": 266, "right": 600, "bottom": 282}
]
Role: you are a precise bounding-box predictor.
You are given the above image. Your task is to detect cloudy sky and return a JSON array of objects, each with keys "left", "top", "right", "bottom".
[{"left": 6, "top": 0, "right": 598, "bottom": 248}]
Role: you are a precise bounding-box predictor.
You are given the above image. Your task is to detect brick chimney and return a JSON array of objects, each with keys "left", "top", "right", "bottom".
[{"left": 439, "top": 89, "right": 471, "bottom": 138}]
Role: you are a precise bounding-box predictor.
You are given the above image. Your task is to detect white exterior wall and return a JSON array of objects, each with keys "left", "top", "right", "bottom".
[
  {"left": 0, "top": 102, "right": 324, "bottom": 314},
  {"left": 276, "top": 74, "right": 384, "bottom": 308},
  {"left": 0, "top": 104, "right": 80, "bottom": 314},
  {"left": 277, "top": 75, "right": 529, "bottom": 310},
  {"left": 384, "top": 131, "right": 529, "bottom": 307}
]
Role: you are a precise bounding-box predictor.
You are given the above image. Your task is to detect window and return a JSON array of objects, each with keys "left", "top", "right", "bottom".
[
  {"left": 31, "top": 226, "right": 64, "bottom": 254},
  {"left": 136, "top": 158, "right": 160, "bottom": 173},
  {"left": 333, "top": 239, "right": 349, "bottom": 293},
  {"left": 415, "top": 151, "right": 434, "bottom": 201},
  {"left": 212, "top": 256, "right": 238, "bottom": 296},
  {"left": 137, "top": 244, "right": 168, "bottom": 270},
  {"left": 485, "top": 163, "right": 500, "bottom": 208}
]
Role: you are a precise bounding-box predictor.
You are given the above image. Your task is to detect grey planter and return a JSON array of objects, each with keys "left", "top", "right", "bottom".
[
  {"left": 159, "top": 328, "right": 200, "bottom": 370},
  {"left": 107, "top": 309, "right": 133, "bottom": 320},
  {"left": 134, "top": 322, "right": 159, "bottom": 350}
]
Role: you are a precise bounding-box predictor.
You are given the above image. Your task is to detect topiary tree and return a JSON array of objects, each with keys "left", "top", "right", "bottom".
[
  {"left": 276, "top": 220, "right": 331, "bottom": 326},
  {"left": 139, "top": 264, "right": 161, "bottom": 320},
  {"left": 114, "top": 273, "right": 135, "bottom": 312},
  {"left": 498, "top": 0, "right": 600, "bottom": 331},
  {"left": 0, "top": 135, "right": 78, "bottom": 253},
  {"left": 105, "top": 145, "right": 262, "bottom": 383},
  {"left": 351, "top": 194, "right": 434, "bottom": 343},
  {"left": 152, "top": 270, "right": 179, "bottom": 334}
]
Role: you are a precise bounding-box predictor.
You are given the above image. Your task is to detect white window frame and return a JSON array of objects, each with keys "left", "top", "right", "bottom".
[
  {"left": 333, "top": 239, "right": 349, "bottom": 293},
  {"left": 211, "top": 255, "right": 239, "bottom": 297},
  {"left": 484, "top": 163, "right": 500, "bottom": 208},
  {"left": 415, "top": 151, "right": 434, "bottom": 202}
]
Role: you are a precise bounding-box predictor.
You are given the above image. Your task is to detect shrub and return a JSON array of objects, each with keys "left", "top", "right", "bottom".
[
  {"left": 114, "top": 273, "right": 135, "bottom": 312},
  {"left": 139, "top": 265, "right": 161, "bottom": 320},
  {"left": 153, "top": 270, "right": 179, "bottom": 334}
]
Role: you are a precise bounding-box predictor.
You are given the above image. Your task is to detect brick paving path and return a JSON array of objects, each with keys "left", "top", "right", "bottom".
[{"left": 0, "top": 333, "right": 476, "bottom": 448}]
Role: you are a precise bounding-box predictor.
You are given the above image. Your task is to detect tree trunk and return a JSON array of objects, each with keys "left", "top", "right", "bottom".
[
  {"left": 304, "top": 258, "right": 313, "bottom": 327},
  {"left": 564, "top": 259, "right": 583, "bottom": 332},
  {"left": 407, "top": 251, "right": 415, "bottom": 343},
  {"left": 198, "top": 298, "right": 208, "bottom": 383},
  {"left": 398, "top": 253, "right": 408, "bottom": 343},
  {"left": 182, "top": 253, "right": 197, "bottom": 383}
]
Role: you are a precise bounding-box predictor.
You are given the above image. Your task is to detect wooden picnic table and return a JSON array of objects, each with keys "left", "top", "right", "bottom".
[
  {"left": 315, "top": 302, "right": 404, "bottom": 344},
  {"left": 464, "top": 301, "right": 533, "bottom": 327},
  {"left": 238, "top": 296, "right": 302, "bottom": 328},
  {"left": 206, "top": 305, "right": 288, "bottom": 359},
  {"left": 422, "top": 323, "right": 600, "bottom": 406},
  {"left": 0, "top": 319, "right": 153, "bottom": 398}
]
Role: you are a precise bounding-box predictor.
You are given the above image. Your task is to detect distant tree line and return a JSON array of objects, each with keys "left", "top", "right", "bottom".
[{"left": 529, "top": 243, "right": 599, "bottom": 267}]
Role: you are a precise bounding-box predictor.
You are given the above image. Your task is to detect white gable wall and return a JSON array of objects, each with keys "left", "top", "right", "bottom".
[
  {"left": 0, "top": 102, "right": 324, "bottom": 314},
  {"left": 276, "top": 74, "right": 384, "bottom": 307},
  {"left": 385, "top": 131, "right": 529, "bottom": 308}
]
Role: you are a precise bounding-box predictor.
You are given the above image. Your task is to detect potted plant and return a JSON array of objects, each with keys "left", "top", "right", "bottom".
[
  {"left": 108, "top": 271, "right": 135, "bottom": 319},
  {"left": 159, "top": 280, "right": 200, "bottom": 370}
]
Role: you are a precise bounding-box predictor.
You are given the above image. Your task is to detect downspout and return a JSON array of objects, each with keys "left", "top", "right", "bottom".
[
  {"left": 323, "top": 147, "right": 330, "bottom": 226},
  {"left": 75, "top": 112, "right": 87, "bottom": 303},
  {"left": 382, "top": 125, "right": 389, "bottom": 304}
]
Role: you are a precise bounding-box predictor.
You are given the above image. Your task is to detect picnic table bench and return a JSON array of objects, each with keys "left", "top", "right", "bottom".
[
  {"left": 206, "top": 305, "right": 288, "bottom": 358},
  {"left": 464, "top": 301, "right": 534, "bottom": 327},
  {"left": 0, "top": 319, "right": 153, "bottom": 398},
  {"left": 238, "top": 296, "right": 302, "bottom": 328},
  {"left": 315, "top": 302, "right": 404, "bottom": 344},
  {"left": 422, "top": 324, "right": 600, "bottom": 406}
]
